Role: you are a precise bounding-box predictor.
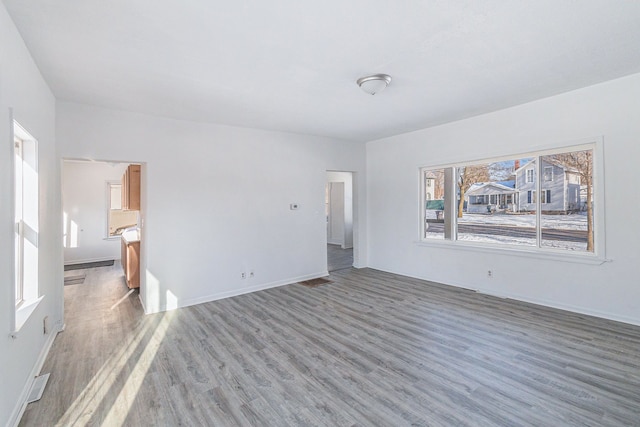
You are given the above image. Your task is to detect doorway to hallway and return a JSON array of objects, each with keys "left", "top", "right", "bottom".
[
  {"left": 326, "top": 171, "right": 354, "bottom": 272},
  {"left": 327, "top": 244, "right": 353, "bottom": 272}
]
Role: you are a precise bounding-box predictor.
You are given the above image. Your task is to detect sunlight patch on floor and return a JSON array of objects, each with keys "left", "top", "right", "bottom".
[{"left": 55, "top": 311, "right": 173, "bottom": 426}]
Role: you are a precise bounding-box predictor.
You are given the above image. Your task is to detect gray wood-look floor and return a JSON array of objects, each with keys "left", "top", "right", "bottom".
[
  {"left": 20, "top": 265, "right": 640, "bottom": 426},
  {"left": 327, "top": 244, "right": 353, "bottom": 272}
]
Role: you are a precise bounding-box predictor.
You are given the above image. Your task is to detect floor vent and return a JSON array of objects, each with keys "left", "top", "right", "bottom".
[
  {"left": 27, "top": 373, "right": 50, "bottom": 403},
  {"left": 298, "top": 277, "right": 333, "bottom": 288}
]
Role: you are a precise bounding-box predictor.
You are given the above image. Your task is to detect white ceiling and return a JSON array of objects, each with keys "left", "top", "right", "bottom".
[{"left": 5, "top": 0, "right": 640, "bottom": 142}]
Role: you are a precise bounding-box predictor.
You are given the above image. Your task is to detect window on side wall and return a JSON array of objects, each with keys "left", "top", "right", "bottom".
[
  {"left": 420, "top": 142, "right": 598, "bottom": 255},
  {"left": 107, "top": 181, "right": 138, "bottom": 238},
  {"left": 13, "top": 121, "right": 41, "bottom": 333}
]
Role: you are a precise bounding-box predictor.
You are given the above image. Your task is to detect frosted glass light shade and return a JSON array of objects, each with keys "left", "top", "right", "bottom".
[{"left": 357, "top": 74, "right": 391, "bottom": 95}]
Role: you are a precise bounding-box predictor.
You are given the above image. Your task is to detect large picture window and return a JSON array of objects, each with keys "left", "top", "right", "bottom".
[{"left": 422, "top": 143, "right": 598, "bottom": 255}]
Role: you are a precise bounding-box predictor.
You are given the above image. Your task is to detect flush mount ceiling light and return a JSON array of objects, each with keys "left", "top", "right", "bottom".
[{"left": 356, "top": 73, "right": 392, "bottom": 95}]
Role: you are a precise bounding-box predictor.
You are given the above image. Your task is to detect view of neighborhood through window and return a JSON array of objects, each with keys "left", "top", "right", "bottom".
[
  {"left": 457, "top": 158, "right": 537, "bottom": 246},
  {"left": 540, "top": 149, "right": 594, "bottom": 251},
  {"left": 423, "top": 145, "right": 595, "bottom": 253},
  {"left": 424, "top": 169, "right": 446, "bottom": 239}
]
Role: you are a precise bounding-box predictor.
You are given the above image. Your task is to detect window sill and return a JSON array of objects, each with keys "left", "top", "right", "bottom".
[
  {"left": 12, "top": 296, "right": 44, "bottom": 337},
  {"left": 414, "top": 239, "right": 610, "bottom": 265}
]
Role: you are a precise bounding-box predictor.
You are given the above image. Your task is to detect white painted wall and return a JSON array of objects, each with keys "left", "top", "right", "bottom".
[
  {"left": 327, "top": 171, "right": 354, "bottom": 249},
  {"left": 367, "top": 73, "right": 640, "bottom": 326},
  {"left": 62, "top": 161, "right": 131, "bottom": 265},
  {"left": 0, "top": 4, "right": 63, "bottom": 426},
  {"left": 57, "top": 102, "right": 367, "bottom": 314}
]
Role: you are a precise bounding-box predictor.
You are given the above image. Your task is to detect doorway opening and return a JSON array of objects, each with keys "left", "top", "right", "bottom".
[
  {"left": 62, "top": 159, "right": 143, "bottom": 290},
  {"left": 326, "top": 171, "right": 354, "bottom": 272}
]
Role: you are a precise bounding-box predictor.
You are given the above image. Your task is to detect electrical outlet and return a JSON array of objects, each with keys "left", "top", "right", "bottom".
[
  {"left": 241, "top": 272, "right": 246, "bottom": 279},
  {"left": 487, "top": 270, "right": 493, "bottom": 278},
  {"left": 249, "top": 271, "right": 254, "bottom": 278}
]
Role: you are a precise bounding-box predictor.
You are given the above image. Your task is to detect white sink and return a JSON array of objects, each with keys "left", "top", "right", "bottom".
[{"left": 121, "top": 227, "right": 140, "bottom": 243}]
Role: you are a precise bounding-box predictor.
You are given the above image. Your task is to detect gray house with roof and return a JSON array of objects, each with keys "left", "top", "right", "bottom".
[
  {"left": 465, "top": 182, "right": 518, "bottom": 213},
  {"left": 514, "top": 159, "right": 581, "bottom": 213},
  {"left": 463, "top": 160, "right": 582, "bottom": 214}
]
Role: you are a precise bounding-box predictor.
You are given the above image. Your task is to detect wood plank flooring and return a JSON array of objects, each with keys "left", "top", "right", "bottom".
[
  {"left": 327, "top": 244, "right": 353, "bottom": 272},
  {"left": 20, "top": 265, "right": 640, "bottom": 426}
]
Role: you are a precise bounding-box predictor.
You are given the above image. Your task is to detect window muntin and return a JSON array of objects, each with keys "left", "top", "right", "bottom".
[
  {"left": 541, "top": 189, "right": 551, "bottom": 204},
  {"left": 526, "top": 168, "right": 534, "bottom": 183},
  {"left": 421, "top": 144, "right": 596, "bottom": 254},
  {"left": 107, "top": 181, "right": 138, "bottom": 237}
]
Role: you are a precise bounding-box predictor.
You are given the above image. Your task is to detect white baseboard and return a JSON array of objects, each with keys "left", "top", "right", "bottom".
[
  {"left": 142, "top": 271, "right": 329, "bottom": 315},
  {"left": 138, "top": 293, "right": 147, "bottom": 315},
  {"left": 369, "top": 266, "right": 640, "bottom": 328},
  {"left": 8, "top": 323, "right": 62, "bottom": 427}
]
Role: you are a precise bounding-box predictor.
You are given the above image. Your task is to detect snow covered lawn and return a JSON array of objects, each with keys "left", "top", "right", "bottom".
[
  {"left": 457, "top": 212, "right": 588, "bottom": 230},
  {"left": 424, "top": 211, "right": 591, "bottom": 251}
]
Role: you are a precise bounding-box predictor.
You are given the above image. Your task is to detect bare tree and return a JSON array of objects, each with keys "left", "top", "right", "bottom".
[
  {"left": 457, "top": 165, "right": 490, "bottom": 218},
  {"left": 433, "top": 170, "right": 445, "bottom": 199},
  {"left": 489, "top": 161, "right": 515, "bottom": 181},
  {"left": 547, "top": 150, "right": 594, "bottom": 251}
]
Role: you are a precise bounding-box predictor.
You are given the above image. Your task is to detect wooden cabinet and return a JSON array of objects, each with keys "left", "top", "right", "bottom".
[
  {"left": 121, "top": 236, "right": 140, "bottom": 289},
  {"left": 121, "top": 164, "right": 141, "bottom": 211}
]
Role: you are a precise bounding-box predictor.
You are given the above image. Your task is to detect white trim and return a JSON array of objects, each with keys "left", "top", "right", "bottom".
[
  {"left": 414, "top": 239, "right": 609, "bottom": 265},
  {"left": 105, "top": 180, "right": 121, "bottom": 238},
  {"left": 138, "top": 293, "right": 148, "bottom": 315},
  {"left": 8, "top": 323, "right": 62, "bottom": 427},
  {"left": 419, "top": 137, "right": 604, "bottom": 259},
  {"left": 10, "top": 117, "right": 41, "bottom": 335},
  {"left": 11, "top": 296, "right": 44, "bottom": 337},
  {"left": 526, "top": 168, "right": 535, "bottom": 183},
  {"left": 141, "top": 271, "right": 330, "bottom": 314},
  {"left": 371, "top": 266, "right": 640, "bottom": 327},
  {"left": 9, "top": 111, "right": 17, "bottom": 334}
]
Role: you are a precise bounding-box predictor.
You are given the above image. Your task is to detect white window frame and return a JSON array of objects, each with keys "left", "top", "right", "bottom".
[
  {"left": 106, "top": 181, "right": 122, "bottom": 239},
  {"left": 11, "top": 120, "right": 43, "bottom": 336},
  {"left": 526, "top": 168, "right": 534, "bottom": 183},
  {"left": 418, "top": 138, "right": 607, "bottom": 265},
  {"left": 543, "top": 166, "right": 554, "bottom": 182},
  {"left": 526, "top": 190, "right": 537, "bottom": 204},
  {"left": 14, "top": 135, "right": 24, "bottom": 307}
]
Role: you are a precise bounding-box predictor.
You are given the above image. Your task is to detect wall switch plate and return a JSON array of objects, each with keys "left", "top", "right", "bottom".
[{"left": 290, "top": 203, "right": 299, "bottom": 210}]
